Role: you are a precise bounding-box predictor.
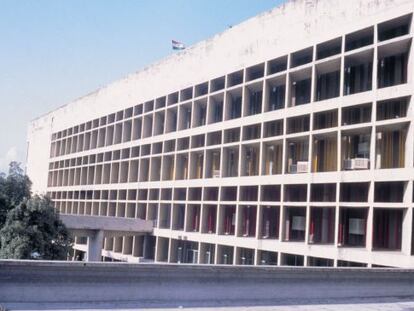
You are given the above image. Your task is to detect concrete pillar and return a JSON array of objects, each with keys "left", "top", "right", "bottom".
[
  {"left": 366, "top": 181, "right": 374, "bottom": 252},
  {"left": 72, "top": 249, "right": 79, "bottom": 261},
  {"left": 305, "top": 183, "right": 311, "bottom": 245},
  {"left": 87, "top": 230, "right": 104, "bottom": 262},
  {"left": 401, "top": 207, "right": 413, "bottom": 256},
  {"left": 366, "top": 206, "right": 374, "bottom": 252},
  {"left": 142, "top": 234, "right": 149, "bottom": 259}
]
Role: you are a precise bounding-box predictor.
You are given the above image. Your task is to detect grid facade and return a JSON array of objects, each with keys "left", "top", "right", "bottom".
[{"left": 37, "top": 4, "right": 414, "bottom": 267}]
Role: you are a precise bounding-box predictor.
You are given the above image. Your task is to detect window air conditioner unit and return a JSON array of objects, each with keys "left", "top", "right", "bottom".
[
  {"left": 290, "top": 161, "right": 308, "bottom": 173},
  {"left": 297, "top": 161, "right": 308, "bottom": 173},
  {"left": 296, "top": 161, "right": 309, "bottom": 173},
  {"left": 354, "top": 158, "right": 369, "bottom": 169},
  {"left": 344, "top": 158, "right": 369, "bottom": 170},
  {"left": 349, "top": 218, "right": 365, "bottom": 235}
]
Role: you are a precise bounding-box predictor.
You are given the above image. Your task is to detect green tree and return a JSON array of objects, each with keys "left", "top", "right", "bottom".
[
  {"left": 0, "top": 162, "right": 72, "bottom": 259},
  {"left": 0, "top": 196, "right": 73, "bottom": 260},
  {"left": 1, "top": 161, "right": 31, "bottom": 205},
  {"left": 0, "top": 194, "right": 8, "bottom": 231},
  {"left": 0, "top": 162, "right": 31, "bottom": 228}
]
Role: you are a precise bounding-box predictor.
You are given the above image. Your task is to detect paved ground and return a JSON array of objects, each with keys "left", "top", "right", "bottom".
[{"left": 13, "top": 302, "right": 414, "bottom": 311}]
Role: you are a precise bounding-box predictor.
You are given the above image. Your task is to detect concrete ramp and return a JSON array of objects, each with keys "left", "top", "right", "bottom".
[{"left": 59, "top": 215, "right": 153, "bottom": 261}]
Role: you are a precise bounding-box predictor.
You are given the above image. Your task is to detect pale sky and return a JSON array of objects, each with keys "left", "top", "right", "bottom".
[{"left": 0, "top": 0, "right": 285, "bottom": 173}]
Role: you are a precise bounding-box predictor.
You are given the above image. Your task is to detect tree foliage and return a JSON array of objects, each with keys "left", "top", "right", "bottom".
[
  {"left": 1, "top": 161, "right": 31, "bottom": 205},
  {"left": 0, "top": 195, "right": 9, "bottom": 230},
  {"left": 0, "top": 162, "right": 31, "bottom": 227},
  {"left": 0, "top": 196, "right": 72, "bottom": 260},
  {"left": 0, "top": 162, "right": 72, "bottom": 260}
]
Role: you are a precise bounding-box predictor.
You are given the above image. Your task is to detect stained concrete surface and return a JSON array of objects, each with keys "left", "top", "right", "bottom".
[
  {"left": 2, "top": 261, "right": 414, "bottom": 310},
  {"left": 9, "top": 301, "right": 414, "bottom": 311}
]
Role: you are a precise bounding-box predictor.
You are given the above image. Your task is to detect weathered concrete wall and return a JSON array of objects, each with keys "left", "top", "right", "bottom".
[
  {"left": 1, "top": 260, "right": 414, "bottom": 309},
  {"left": 26, "top": 0, "right": 414, "bottom": 194}
]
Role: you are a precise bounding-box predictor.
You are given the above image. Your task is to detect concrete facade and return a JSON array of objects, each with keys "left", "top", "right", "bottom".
[{"left": 27, "top": 0, "right": 414, "bottom": 267}]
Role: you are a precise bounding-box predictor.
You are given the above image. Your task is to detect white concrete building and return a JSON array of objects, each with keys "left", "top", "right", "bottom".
[{"left": 27, "top": 0, "right": 414, "bottom": 267}]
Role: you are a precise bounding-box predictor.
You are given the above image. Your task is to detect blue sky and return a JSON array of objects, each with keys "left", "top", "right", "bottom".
[{"left": 0, "top": 0, "right": 285, "bottom": 173}]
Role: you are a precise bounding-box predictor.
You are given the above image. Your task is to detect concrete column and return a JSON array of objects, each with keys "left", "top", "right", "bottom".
[
  {"left": 339, "top": 35, "right": 345, "bottom": 96},
  {"left": 142, "top": 234, "right": 149, "bottom": 259},
  {"left": 254, "top": 249, "right": 259, "bottom": 266},
  {"left": 72, "top": 249, "right": 79, "bottom": 261},
  {"left": 167, "top": 238, "right": 173, "bottom": 263},
  {"left": 401, "top": 206, "right": 413, "bottom": 256},
  {"left": 334, "top": 183, "right": 340, "bottom": 247},
  {"left": 154, "top": 236, "right": 161, "bottom": 262},
  {"left": 372, "top": 24, "right": 378, "bottom": 91},
  {"left": 305, "top": 183, "right": 311, "bottom": 245},
  {"left": 404, "top": 120, "right": 414, "bottom": 169},
  {"left": 366, "top": 206, "right": 374, "bottom": 252},
  {"left": 366, "top": 182, "right": 374, "bottom": 252},
  {"left": 87, "top": 230, "right": 104, "bottom": 262}
]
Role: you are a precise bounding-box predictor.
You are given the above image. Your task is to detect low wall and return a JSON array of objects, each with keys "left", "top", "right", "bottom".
[{"left": 1, "top": 260, "right": 414, "bottom": 310}]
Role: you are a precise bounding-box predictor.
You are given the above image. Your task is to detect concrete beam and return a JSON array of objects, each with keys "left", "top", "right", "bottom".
[
  {"left": 1, "top": 260, "right": 414, "bottom": 310},
  {"left": 60, "top": 215, "right": 153, "bottom": 233},
  {"left": 69, "top": 228, "right": 147, "bottom": 238}
]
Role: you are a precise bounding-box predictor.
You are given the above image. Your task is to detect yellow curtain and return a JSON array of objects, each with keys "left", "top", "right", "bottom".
[
  {"left": 399, "top": 130, "right": 405, "bottom": 167},
  {"left": 312, "top": 140, "right": 318, "bottom": 172},
  {"left": 327, "top": 137, "right": 337, "bottom": 171}
]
